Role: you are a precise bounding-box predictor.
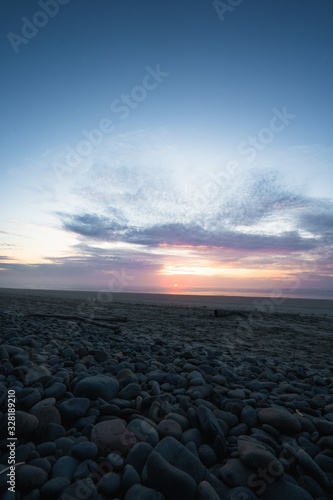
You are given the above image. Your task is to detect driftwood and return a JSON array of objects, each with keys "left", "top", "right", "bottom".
[
  {"left": 214, "top": 309, "right": 248, "bottom": 319},
  {"left": 92, "top": 316, "right": 127, "bottom": 322},
  {"left": 27, "top": 313, "right": 121, "bottom": 332}
]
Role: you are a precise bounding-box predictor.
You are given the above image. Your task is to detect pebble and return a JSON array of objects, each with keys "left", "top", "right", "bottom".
[
  {"left": 28, "top": 457, "right": 52, "bottom": 474},
  {"left": 51, "top": 456, "right": 79, "bottom": 480},
  {"left": 95, "top": 349, "right": 108, "bottom": 362},
  {"left": 197, "top": 405, "right": 225, "bottom": 441},
  {"left": 315, "top": 453, "right": 333, "bottom": 472},
  {"left": 119, "top": 382, "right": 142, "bottom": 399},
  {"left": 198, "top": 480, "right": 221, "bottom": 500},
  {"left": 25, "top": 365, "right": 51, "bottom": 385},
  {"left": 157, "top": 419, "right": 182, "bottom": 440},
  {"left": 71, "top": 441, "right": 98, "bottom": 460},
  {"left": 313, "top": 417, "right": 333, "bottom": 435},
  {"left": 198, "top": 444, "right": 217, "bottom": 468},
  {"left": 127, "top": 419, "right": 159, "bottom": 447},
  {"left": 44, "top": 422, "right": 66, "bottom": 442},
  {"left": 61, "top": 477, "right": 98, "bottom": 499},
  {"left": 145, "top": 450, "right": 198, "bottom": 500},
  {"left": 40, "top": 477, "right": 71, "bottom": 497},
  {"left": 237, "top": 435, "right": 284, "bottom": 477},
  {"left": 126, "top": 442, "right": 154, "bottom": 474},
  {"left": 298, "top": 475, "right": 326, "bottom": 499},
  {"left": 14, "top": 444, "right": 32, "bottom": 463},
  {"left": 258, "top": 407, "right": 302, "bottom": 434},
  {"left": 59, "top": 397, "right": 90, "bottom": 420},
  {"left": 219, "top": 458, "right": 255, "bottom": 488},
  {"left": 297, "top": 449, "right": 330, "bottom": 489},
  {"left": 259, "top": 477, "right": 313, "bottom": 500},
  {"left": 225, "top": 486, "right": 258, "bottom": 499},
  {"left": 100, "top": 472, "right": 121, "bottom": 495},
  {"left": 124, "top": 484, "right": 165, "bottom": 500},
  {"left": 14, "top": 411, "right": 39, "bottom": 437},
  {"left": 55, "top": 436, "right": 74, "bottom": 454},
  {"left": 17, "top": 387, "right": 41, "bottom": 410},
  {"left": 107, "top": 452, "right": 125, "bottom": 472},
  {"left": 91, "top": 419, "right": 136, "bottom": 456},
  {"left": 16, "top": 465, "right": 48, "bottom": 491},
  {"left": 30, "top": 404, "right": 61, "bottom": 432},
  {"left": 44, "top": 382, "right": 67, "bottom": 399},
  {"left": 122, "top": 463, "right": 142, "bottom": 492},
  {"left": 73, "top": 374, "right": 119, "bottom": 400},
  {"left": 2, "top": 306, "right": 333, "bottom": 500}
]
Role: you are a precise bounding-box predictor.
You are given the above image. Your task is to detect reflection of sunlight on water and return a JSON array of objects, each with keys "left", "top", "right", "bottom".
[{"left": 124, "top": 286, "right": 333, "bottom": 300}]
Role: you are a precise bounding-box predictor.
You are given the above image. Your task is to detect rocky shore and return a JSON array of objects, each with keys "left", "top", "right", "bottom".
[{"left": 0, "top": 290, "right": 332, "bottom": 499}]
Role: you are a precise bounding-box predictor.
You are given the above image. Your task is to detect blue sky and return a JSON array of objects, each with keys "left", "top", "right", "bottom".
[{"left": 1, "top": 0, "right": 333, "bottom": 295}]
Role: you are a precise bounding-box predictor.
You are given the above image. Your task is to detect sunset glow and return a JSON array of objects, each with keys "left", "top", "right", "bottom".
[{"left": 0, "top": 2, "right": 332, "bottom": 298}]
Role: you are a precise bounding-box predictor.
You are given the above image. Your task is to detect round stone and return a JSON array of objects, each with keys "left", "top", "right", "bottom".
[
  {"left": 119, "top": 383, "right": 141, "bottom": 399},
  {"left": 238, "top": 436, "right": 283, "bottom": 477},
  {"left": 74, "top": 375, "right": 119, "bottom": 401},
  {"left": 17, "top": 388, "right": 41, "bottom": 410},
  {"left": 124, "top": 484, "right": 165, "bottom": 500},
  {"left": 100, "top": 472, "right": 121, "bottom": 495},
  {"left": 59, "top": 397, "right": 90, "bottom": 420},
  {"left": 258, "top": 408, "right": 302, "bottom": 434},
  {"left": 71, "top": 441, "right": 98, "bottom": 460},
  {"left": 122, "top": 464, "right": 141, "bottom": 493},
  {"left": 125, "top": 442, "right": 153, "bottom": 475},
  {"left": 91, "top": 419, "right": 136, "bottom": 456},
  {"left": 107, "top": 453, "right": 125, "bottom": 472},
  {"left": 157, "top": 419, "right": 182, "bottom": 440},
  {"left": 51, "top": 456, "right": 79, "bottom": 480},
  {"left": 44, "top": 382, "right": 67, "bottom": 400},
  {"left": 145, "top": 450, "right": 197, "bottom": 500},
  {"left": 16, "top": 465, "right": 48, "bottom": 491},
  {"left": 127, "top": 419, "right": 159, "bottom": 447},
  {"left": 41, "top": 477, "right": 70, "bottom": 497},
  {"left": 30, "top": 405, "right": 61, "bottom": 431},
  {"left": 13, "top": 411, "right": 39, "bottom": 437},
  {"left": 25, "top": 365, "right": 51, "bottom": 385}
]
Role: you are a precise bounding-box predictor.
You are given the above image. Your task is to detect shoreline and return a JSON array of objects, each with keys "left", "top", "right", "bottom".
[
  {"left": 0, "top": 288, "right": 332, "bottom": 366},
  {"left": 1, "top": 287, "right": 332, "bottom": 317}
]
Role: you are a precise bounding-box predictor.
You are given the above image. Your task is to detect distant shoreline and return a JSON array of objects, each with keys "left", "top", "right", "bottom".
[{"left": 1, "top": 287, "right": 332, "bottom": 316}]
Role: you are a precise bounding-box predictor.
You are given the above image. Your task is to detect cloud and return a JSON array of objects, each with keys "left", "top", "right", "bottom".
[
  {"left": 298, "top": 212, "right": 333, "bottom": 236},
  {"left": 59, "top": 212, "right": 321, "bottom": 253},
  {"left": 5, "top": 131, "right": 330, "bottom": 292},
  {"left": 0, "top": 230, "right": 31, "bottom": 239},
  {"left": 60, "top": 212, "right": 128, "bottom": 240},
  {"left": 124, "top": 223, "right": 319, "bottom": 252}
]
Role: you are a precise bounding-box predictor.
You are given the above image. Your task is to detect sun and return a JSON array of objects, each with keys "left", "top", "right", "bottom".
[{"left": 173, "top": 284, "right": 178, "bottom": 287}]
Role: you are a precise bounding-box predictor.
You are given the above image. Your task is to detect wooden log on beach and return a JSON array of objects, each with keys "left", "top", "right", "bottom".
[
  {"left": 214, "top": 309, "right": 248, "bottom": 319},
  {"left": 26, "top": 313, "right": 122, "bottom": 332}
]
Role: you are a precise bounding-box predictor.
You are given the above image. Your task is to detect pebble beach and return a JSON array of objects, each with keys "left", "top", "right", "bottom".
[{"left": 0, "top": 288, "right": 333, "bottom": 499}]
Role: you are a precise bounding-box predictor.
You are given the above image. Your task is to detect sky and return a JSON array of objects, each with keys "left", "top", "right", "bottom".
[{"left": 0, "top": 0, "right": 333, "bottom": 297}]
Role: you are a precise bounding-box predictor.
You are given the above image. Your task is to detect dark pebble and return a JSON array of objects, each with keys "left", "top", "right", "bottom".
[
  {"left": 124, "top": 483, "right": 165, "bottom": 500},
  {"left": 40, "top": 477, "right": 70, "bottom": 497},
  {"left": 61, "top": 477, "right": 98, "bottom": 499},
  {"left": 100, "top": 472, "right": 121, "bottom": 495},
  {"left": 71, "top": 441, "right": 98, "bottom": 460}
]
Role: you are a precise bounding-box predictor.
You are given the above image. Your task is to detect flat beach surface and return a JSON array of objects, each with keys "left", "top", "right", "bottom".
[{"left": 1, "top": 288, "right": 332, "bottom": 366}]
